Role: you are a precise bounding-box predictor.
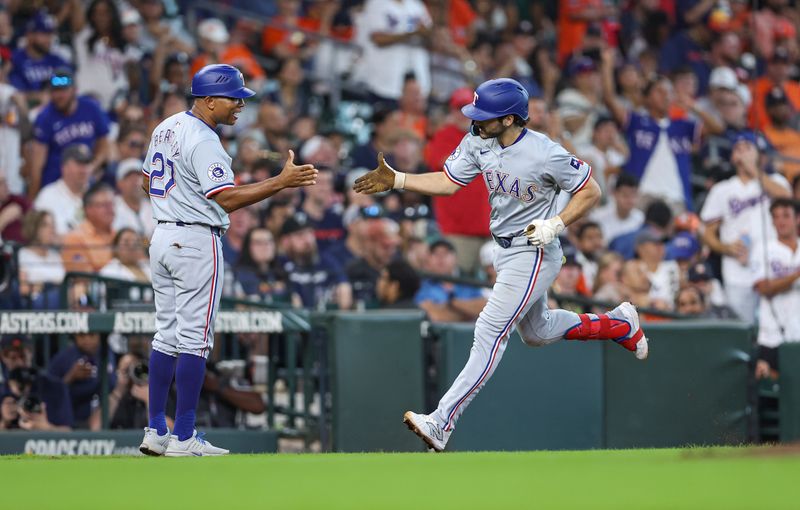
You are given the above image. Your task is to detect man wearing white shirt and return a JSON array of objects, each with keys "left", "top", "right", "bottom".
[
  {"left": 752, "top": 198, "right": 800, "bottom": 379},
  {"left": 353, "top": 0, "right": 432, "bottom": 102},
  {"left": 33, "top": 144, "right": 91, "bottom": 235},
  {"left": 112, "top": 158, "right": 154, "bottom": 237},
  {"left": 700, "top": 132, "right": 792, "bottom": 323},
  {"left": 590, "top": 173, "right": 644, "bottom": 244}
]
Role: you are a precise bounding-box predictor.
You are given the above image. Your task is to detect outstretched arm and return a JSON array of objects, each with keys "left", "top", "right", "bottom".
[
  {"left": 353, "top": 152, "right": 461, "bottom": 196},
  {"left": 213, "top": 150, "right": 317, "bottom": 213}
]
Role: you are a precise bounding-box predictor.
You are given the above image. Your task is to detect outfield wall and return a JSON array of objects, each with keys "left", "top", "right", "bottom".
[{"left": 331, "top": 314, "right": 754, "bottom": 452}]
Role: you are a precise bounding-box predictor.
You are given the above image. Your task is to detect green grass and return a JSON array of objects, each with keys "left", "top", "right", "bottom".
[{"left": 1, "top": 447, "right": 796, "bottom": 509}]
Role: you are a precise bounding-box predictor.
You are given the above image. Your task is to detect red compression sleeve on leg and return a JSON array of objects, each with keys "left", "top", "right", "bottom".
[{"left": 564, "top": 313, "right": 632, "bottom": 341}]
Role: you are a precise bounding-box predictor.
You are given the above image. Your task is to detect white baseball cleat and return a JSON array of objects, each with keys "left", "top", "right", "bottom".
[
  {"left": 139, "top": 427, "right": 171, "bottom": 456},
  {"left": 164, "top": 430, "right": 230, "bottom": 457},
  {"left": 609, "top": 301, "right": 649, "bottom": 360},
  {"left": 403, "top": 411, "right": 451, "bottom": 452}
]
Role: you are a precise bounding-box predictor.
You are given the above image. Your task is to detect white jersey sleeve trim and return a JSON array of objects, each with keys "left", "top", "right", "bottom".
[
  {"left": 205, "top": 182, "right": 235, "bottom": 198},
  {"left": 567, "top": 165, "right": 593, "bottom": 193},
  {"left": 443, "top": 163, "right": 469, "bottom": 187}
]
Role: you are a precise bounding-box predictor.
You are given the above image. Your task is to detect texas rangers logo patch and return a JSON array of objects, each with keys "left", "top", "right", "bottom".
[
  {"left": 447, "top": 147, "right": 461, "bottom": 161},
  {"left": 569, "top": 157, "right": 586, "bottom": 170},
  {"left": 208, "top": 163, "right": 227, "bottom": 182}
]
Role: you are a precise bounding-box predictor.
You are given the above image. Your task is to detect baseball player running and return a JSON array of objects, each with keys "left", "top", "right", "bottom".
[
  {"left": 138, "top": 64, "right": 317, "bottom": 456},
  {"left": 354, "top": 78, "right": 648, "bottom": 452}
]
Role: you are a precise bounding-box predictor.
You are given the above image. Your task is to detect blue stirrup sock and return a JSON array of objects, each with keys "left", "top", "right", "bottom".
[
  {"left": 173, "top": 353, "right": 207, "bottom": 441},
  {"left": 148, "top": 349, "right": 177, "bottom": 436}
]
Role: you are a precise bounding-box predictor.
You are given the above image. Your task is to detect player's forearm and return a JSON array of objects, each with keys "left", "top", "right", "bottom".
[
  {"left": 213, "top": 177, "right": 288, "bottom": 213},
  {"left": 755, "top": 272, "right": 800, "bottom": 297},
  {"left": 404, "top": 171, "right": 461, "bottom": 196},
  {"left": 559, "top": 178, "right": 601, "bottom": 227},
  {"left": 26, "top": 141, "right": 47, "bottom": 199},
  {"left": 760, "top": 175, "right": 791, "bottom": 199},
  {"left": 219, "top": 388, "right": 266, "bottom": 414},
  {"left": 450, "top": 297, "right": 488, "bottom": 320},
  {"left": 700, "top": 222, "right": 728, "bottom": 255}
]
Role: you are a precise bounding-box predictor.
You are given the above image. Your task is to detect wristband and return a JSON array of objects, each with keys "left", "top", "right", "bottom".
[{"left": 394, "top": 171, "right": 406, "bottom": 190}]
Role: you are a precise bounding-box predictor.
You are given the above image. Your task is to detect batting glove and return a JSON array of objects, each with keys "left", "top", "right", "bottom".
[{"left": 524, "top": 216, "right": 565, "bottom": 247}]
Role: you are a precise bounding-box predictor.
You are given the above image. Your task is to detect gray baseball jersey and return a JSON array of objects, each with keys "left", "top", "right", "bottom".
[
  {"left": 145, "top": 111, "right": 233, "bottom": 359},
  {"left": 428, "top": 128, "right": 603, "bottom": 434},
  {"left": 143, "top": 111, "right": 235, "bottom": 229},
  {"left": 443, "top": 129, "right": 593, "bottom": 237}
]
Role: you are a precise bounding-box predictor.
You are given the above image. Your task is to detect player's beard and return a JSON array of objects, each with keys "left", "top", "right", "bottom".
[{"left": 473, "top": 121, "right": 505, "bottom": 139}]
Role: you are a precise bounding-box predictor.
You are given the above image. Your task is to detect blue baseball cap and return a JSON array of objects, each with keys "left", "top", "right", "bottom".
[
  {"left": 666, "top": 232, "right": 700, "bottom": 261},
  {"left": 731, "top": 130, "right": 757, "bottom": 147},
  {"left": 27, "top": 11, "right": 56, "bottom": 33}
]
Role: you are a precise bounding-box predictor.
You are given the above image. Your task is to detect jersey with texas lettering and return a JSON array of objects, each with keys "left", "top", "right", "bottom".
[
  {"left": 751, "top": 238, "right": 800, "bottom": 347},
  {"left": 144, "top": 111, "right": 235, "bottom": 229},
  {"left": 443, "top": 129, "right": 592, "bottom": 237},
  {"left": 699, "top": 174, "right": 789, "bottom": 285}
]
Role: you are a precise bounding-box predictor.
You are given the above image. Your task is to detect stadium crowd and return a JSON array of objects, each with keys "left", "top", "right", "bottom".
[{"left": 2, "top": 0, "right": 800, "bottom": 430}]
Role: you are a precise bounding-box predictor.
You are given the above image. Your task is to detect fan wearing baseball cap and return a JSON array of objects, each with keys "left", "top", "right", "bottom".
[{"left": 762, "top": 86, "right": 800, "bottom": 182}]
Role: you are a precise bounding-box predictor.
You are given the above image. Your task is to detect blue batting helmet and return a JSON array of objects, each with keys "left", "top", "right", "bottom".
[
  {"left": 461, "top": 78, "right": 529, "bottom": 121},
  {"left": 190, "top": 64, "right": 255, "bottom": 99}
]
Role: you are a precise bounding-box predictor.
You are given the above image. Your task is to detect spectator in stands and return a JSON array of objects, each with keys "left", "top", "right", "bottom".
[
  {"left": 61, "top": 182, "right": 116, "bottom": 274},
  {"left": 602, "top": 49, "right": 699, "bottom": 213},
  {"left": 190, "top": 18, "right": 265, "bottom": 91},
  {"left": 609, "top": 199, "right": 672, "bottom": 260},
  {"left": 686, "top": 261, "right": 737, "bottom": 318},
  {"left": 397, "top": 76, "right": 428, "bottom": 140},
  {"left": 0, "top": 61, "right": 28, "bottom": 197},
  {"left": 8, "top": 11, "right": 70, "bottom": 104},
  {"left": 99, "top": 228, "right": 151, "bottom": 283},
  {"left": 620, "top": 258, "right": 653, "bottom": 309},
  {"left": 574, "top": 221, "right": 604, "bottom": 293},
  {"left": 549, "top": 246, "right": 587, "bottom": 313},
  {"left": 351, "top": 106, "right": 401, "bottom": 170},
  {"left": 556, "top": 0, "right": 617, "bottom": 66},
  {"left": 329, "top": 203, "right": 376, "bottom": 270},
  {"left": 0, "top": 393, "right": 18, "bottom": 430},
  {"left": 590, "top": 173, "right": 643, "bottom": 244},
  {"left": 591, "top": 251, "right": 626, "bottom": 305},
  {"left": 696, "top": 66, "right": 739, "bottom": 128},
  {"left": 263, "top": 198, "right": 296, "bottom": 240},
  {"left": 762, "top": 87, "right": 800, "bottom": 184},
  {"left": 556, "top": 57, "right": 606, "bottom": 148},
  {"left": 261, "top": 0, "right": 322, "bottom": 61},
  {"left": 425, "top": 87, "right": 491, "bottom": 274},
  {"left": 377, "top": 259, "right": 421, "bottom": 310},
  {"left": 1, "top": 335, "right": 72, "bottom": 430},
  {"left": 415, "top": 239, "right": 486, "bottom": 322},
  {"left": 342, "top": 169, "right": 375, "bottom": 228},
  {"left": 0, "top": 173, "right": 28, "bottom": 243},
  {"left": 134, "top": 0, "right": 195, "bottom": 56},
  {"left": 264, "top": 57, "right": 310, "bottom": 123},
  {"left": 478, "top": 240, "right": 497, "bottom": 287},
  {"left": 578, "top": 116, "right": 628, "bottom": 198},
  {"left": 48, "top": 329, "right": 112, "bottom": 430},
  {"left": 353, "top": 0, "right": 433, "bottom": 103},
  {"left": 112, "top": 158, "right": 154, "bottom": 238},
  {"left": 752, "top": 198, "right": 800, "bottom": 380},
  {"left": 234, "top": 227, "right": 289, "bottom": 304},
  {"left": 279, "top": 213, "right": 352, "bottom": 310},
  {"left": 675, "top": 286, "right": 708, "bottom": 316},
  {"left": 109, "top": 352, "right": 149, "bottom": 430},
  {"left": 346, "top": 217, "right": 401, "bottom": 305},
  {"left": 749, "top": 46, "right": 800, "bottom": 131},
  {"left": 27, "top": 68, "right": 110, "bottom": 199},
  {"left": 221, "top": 207, "right": 257, "bottom": 268},
  {"left": 634, "top": 229, "right": 680, "bottom": 311},
  {"left": 17, "top": 211, "right": 64, "bottom": 307},
  {"left": 192, "top": 360, "right": 267, "bottom": 429},
  {"left": 658, "top": 16, "right": 713, "bottom": 95},
  {"left": 300, "top": 167, "right": 345, "bottom": 256},
  {"left": 109, "top": 124, "right": 148, "bottom": 181},
  {"left": 33, "top": 143, "right": 92, "bottom": 236},
  {"left": 0, "top": 10, "right": 12, "bottom": 63},
  {"left": 73, "top": 0, "right": 134, "bottom": 112},
  {"left": 258, "top": 101, "right": 291, "bottom": 156},
  {"left": 700, "top": 132, "right": 791, "bottom": 323}
]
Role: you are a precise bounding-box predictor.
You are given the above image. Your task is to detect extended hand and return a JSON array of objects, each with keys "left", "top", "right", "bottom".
[
  {"left": 278, "top": 150, "right": 318, "bottom": 188},
  {"left": 353, "top": 152, "right": 397, "bottom": 194},
  {"left": 524, "top": 216, "right": 565, "bottom": 247}
]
